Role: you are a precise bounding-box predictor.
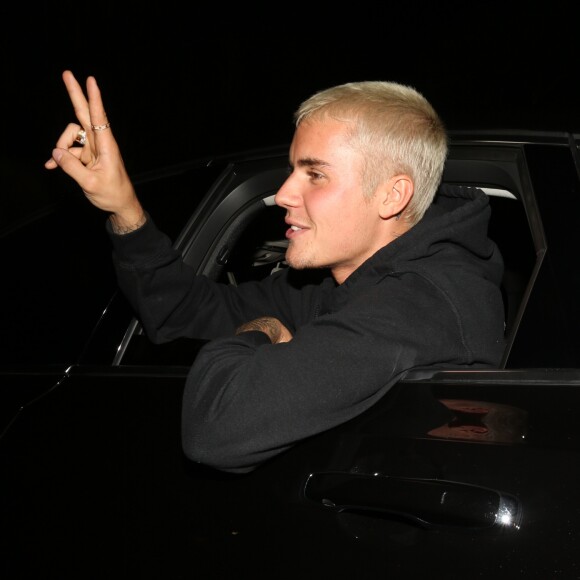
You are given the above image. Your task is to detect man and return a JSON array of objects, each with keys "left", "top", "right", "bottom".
[{"left": 46, "top": 72, "right": 506, "bottom": 473}]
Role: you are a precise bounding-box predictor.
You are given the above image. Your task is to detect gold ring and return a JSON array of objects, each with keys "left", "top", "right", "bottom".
[
  {"left": 91, "top": 122, "right": 111, "bottom": 132},
  {"left": 75, "top": 129, "right": 87, "bottom": 145}
]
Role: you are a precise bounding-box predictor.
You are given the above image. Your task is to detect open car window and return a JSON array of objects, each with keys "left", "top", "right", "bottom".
[{"left": 116, "top": 189, "right": 536, "bottom": 369}]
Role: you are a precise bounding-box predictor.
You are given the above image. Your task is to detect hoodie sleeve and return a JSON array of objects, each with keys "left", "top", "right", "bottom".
[
  {"left": 181, "top": 273, "right": 471, "bottom": 474},
  {"left": 106, "top": 215, "right": 308, "bottom": 342}
]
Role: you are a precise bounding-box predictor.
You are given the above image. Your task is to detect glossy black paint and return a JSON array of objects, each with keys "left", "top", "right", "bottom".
[
  {"left": 3, "top": 369, "right": 580, "bottom": 578},
  {"left": 2, "top": 133, "right": 580, "bottom": 579}
]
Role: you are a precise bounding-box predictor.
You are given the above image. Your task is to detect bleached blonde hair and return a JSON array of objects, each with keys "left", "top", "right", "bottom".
[{"left": 295, "top": 81, "right": 448, "bottom": 226}]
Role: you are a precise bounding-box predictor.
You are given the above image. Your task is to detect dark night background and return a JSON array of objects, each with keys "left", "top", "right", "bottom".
[
  {"left": 2, "top": 7, "right": 579, "bottom": 575},
  {"left": 1, "top": 1, "right": 578, "bottom": 231}
]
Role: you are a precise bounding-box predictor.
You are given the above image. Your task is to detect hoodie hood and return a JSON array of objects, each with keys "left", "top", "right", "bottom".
[{"left": 344, "top": 184, "right": 504, "bottom": 290}]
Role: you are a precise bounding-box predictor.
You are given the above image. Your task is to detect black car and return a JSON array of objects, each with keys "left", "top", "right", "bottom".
[{"left": 2, "top": 130, "right": 580, "bottom": 579}]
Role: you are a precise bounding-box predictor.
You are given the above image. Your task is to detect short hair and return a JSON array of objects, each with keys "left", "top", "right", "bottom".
[{"left": 295, "top": 81, "right": 448, "bottom": 226}]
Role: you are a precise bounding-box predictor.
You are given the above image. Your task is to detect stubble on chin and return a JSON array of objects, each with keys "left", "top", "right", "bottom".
[{"left": 285, "top": 243, "right": 315, "bottom": 270}]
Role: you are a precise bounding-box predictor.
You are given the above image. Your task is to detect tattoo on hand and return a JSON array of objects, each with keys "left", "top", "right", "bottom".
[{"left": 235, "top": 317, "right": 283, "bottom": 343}]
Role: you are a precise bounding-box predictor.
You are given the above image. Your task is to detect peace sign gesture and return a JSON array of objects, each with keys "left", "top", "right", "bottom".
[{"left": 46, "top": 71, "right": 145, "bottom": 233}]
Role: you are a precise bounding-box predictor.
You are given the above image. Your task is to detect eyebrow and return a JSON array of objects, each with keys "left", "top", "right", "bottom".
[{"left": 290, "top": 156, "right": 332, "bottom": 170}]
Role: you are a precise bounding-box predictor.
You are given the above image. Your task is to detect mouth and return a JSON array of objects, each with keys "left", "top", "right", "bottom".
[{"left": 286, "top": 223, "right": 307, "bottom": 239}]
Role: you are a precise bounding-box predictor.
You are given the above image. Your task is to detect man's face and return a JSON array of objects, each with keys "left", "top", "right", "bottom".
[{"left": 275, "top": 118, "right": 385, "bottom": 284}]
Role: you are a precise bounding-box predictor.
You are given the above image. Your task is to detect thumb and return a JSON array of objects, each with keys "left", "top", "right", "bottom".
[{"left": 49, "top": 147, "right": 87, "bottom": 186}]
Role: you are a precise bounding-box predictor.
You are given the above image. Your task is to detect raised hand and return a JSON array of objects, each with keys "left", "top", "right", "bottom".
[{"left": 45, "top": 71, "right": 145, "bottom": 232}]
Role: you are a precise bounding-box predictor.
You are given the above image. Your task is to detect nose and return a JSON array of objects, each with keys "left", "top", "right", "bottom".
[{"left": 275, "top": 173, "right": 299, "bottom": 209}]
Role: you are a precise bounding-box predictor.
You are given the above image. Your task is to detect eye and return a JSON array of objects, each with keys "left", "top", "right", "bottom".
[{"left": 308, "top": 170, "right": 324, "bottom": 182}]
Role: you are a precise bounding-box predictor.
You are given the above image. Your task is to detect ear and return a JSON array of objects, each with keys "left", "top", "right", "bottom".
[{"left": 377, "top": 175, "right": 414, "bottom": 220}]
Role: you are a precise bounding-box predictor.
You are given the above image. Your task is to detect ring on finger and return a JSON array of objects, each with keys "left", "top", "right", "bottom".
[
  {"left": 75, "top": 129, "right": 87, "bottom": 146},
  {"left": 91, "top": 122, "right": 111, "bottom": 132}
]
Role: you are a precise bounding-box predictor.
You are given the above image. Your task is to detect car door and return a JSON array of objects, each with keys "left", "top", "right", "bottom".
[{"left": 2, "top": 135, "right": 580, "bottom": 579}]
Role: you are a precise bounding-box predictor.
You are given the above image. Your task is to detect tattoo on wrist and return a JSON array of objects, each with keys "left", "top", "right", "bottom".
[{"left": 110, "top": 213, "right": 147, "bottom": 235}]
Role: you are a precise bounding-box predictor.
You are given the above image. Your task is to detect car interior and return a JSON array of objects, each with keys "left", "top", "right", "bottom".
[{"left": 117, "top": 150, "right": 538, "bottom": 370}]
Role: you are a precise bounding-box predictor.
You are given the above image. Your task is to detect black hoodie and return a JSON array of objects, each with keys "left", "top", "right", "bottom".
[{"left": 109, "top": 185, "right": 505, "bottom": 473}]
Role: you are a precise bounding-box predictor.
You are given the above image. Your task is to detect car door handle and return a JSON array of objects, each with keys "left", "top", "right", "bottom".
[{"left": 303, "top": 471, "right": 522, "bottom": 530}]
